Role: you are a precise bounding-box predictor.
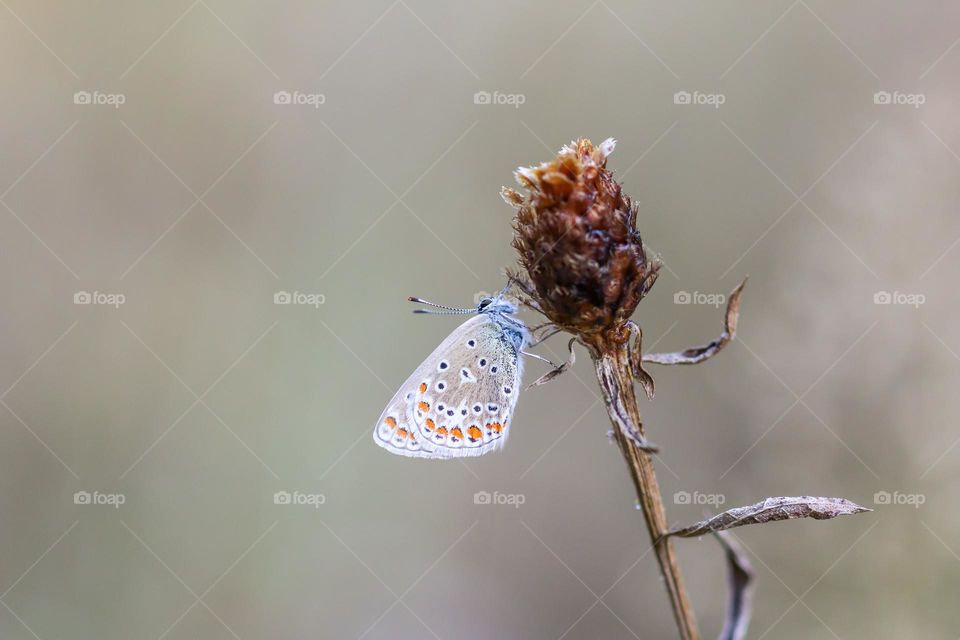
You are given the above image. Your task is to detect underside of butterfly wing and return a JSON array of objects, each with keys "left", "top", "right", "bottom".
[
  {"left": 373, "top": 315, "right": 524, "bottom": 459},
  {"left": 373, "top": 393, "right": 433, "bottom": 458},
  {"left": 410, "top": 317, "right": 522, "bottom": 458}
]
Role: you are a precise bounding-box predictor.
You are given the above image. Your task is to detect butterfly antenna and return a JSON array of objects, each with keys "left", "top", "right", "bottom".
[{"left": 408, "top": 296, "right": 475, "bottom": 315}]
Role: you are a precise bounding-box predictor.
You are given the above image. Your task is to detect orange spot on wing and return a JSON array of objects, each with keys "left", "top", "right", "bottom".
[
  {"left": 384, "top": 416, "right": 397, "bottom": 428},
  {"left": 418, "top": 401, "right": 430, "bottom": 412},
  {"left": 419, "top": 382, "right": 427, "bottom": 394},
  {"left": 397, "top": 428, "right": 409, "bottom": 439},
  {"left": 436, "top": 426, "right": 448, "bottom": 436},
  {"left": 467, "top": 426, "right": 482, "bottom": 441},
  {"left": 491, "top": 422, "right": 503, "bottom": 434},
  {"left": 451, "top": 427, "right": 464, "bottom": 440}
]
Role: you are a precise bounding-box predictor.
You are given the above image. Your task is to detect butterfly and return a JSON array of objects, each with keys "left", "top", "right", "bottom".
[{"left": 373, "top": 288, "right": 544, "bottom": 459}]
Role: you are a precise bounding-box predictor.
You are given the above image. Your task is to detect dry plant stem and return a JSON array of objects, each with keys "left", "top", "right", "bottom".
[
  {"left": 506, "top": 139, "right": 869, "bottom": 639},
  {"left": 594, "top": 339, "right": 700, "bottom": 640}
]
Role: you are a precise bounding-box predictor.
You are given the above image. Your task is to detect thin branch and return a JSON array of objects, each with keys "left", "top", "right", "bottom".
[{"left": 597, "top": 344, "right": 696, "bottom": 638}]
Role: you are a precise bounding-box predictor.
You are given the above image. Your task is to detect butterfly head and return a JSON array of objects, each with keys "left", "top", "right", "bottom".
[
  {"left": 410, "top": 285, "right": 519, "bottom": 318},
  {"left": 477, "top": 294, "right": 517, "bottom": 316}
]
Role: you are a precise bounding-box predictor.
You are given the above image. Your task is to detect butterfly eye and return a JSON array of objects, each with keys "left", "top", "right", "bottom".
[{"left": 478, "top": 298, "right": 492, "bottom": 310}]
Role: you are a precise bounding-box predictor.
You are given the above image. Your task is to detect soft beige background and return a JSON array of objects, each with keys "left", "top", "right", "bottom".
[{"left": 0, "top": 1, "right": 957, "bottom": 638}]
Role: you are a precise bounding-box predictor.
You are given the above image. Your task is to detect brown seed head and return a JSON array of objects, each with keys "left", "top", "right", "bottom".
[{"left": 504, "top": 138, "right": 660, "bottom": 344}]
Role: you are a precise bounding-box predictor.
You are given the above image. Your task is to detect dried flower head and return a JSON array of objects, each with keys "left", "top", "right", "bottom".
[{"left": 503, "top": 138, "right": 660, "bottom": 343}]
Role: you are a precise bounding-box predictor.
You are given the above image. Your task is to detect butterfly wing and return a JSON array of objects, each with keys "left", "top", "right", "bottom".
[
  {"left": 411, "top": 315, "right": 523, "bottom": 458},
  {"left": 373, "top": 314, "right": 524, "bottom": 459},
  {"left": 372, "top": 359, "right": 436, "bottom": 459}
]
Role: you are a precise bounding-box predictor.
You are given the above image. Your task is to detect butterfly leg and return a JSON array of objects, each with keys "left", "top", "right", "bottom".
[
  {"left": 527, "top": 325, "right": 561, "bottom": 348},
  {"left": 521, "top": 350, "right": 559, "bottom": 369}
]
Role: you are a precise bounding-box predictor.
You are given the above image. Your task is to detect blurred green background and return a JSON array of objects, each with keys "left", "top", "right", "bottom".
[{"left": 0, "top": 1, "right": 957, "bottom": 638}]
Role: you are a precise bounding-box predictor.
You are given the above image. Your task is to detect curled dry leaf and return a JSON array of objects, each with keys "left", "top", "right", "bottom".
[
  {"left": 667, "top": 496, "right": 871, "bottom": 538},
  {"left": 595, "top": 354, "right": 659, "bottom": 453},
  {"left": 626, "top": 321, "right": 656, "bottom": 400},
  {"left": 642, "top": 277, "right": 747, "bottom": 366},
  {"left": 714, "top": 531, "right": 754, "bottom": 640},
  {"left": 527, "top": 338, "right": 576, "bottom": 389}
]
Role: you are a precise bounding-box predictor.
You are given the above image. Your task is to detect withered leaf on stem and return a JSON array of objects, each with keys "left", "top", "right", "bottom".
[
  {"left": 714, "top": 531, "right": 754, "bottom": 640},
  {"left": 666, "top": 496, "right": 871, "bottom": 538},
  {"left": 643, "top": 278, "right": 747, "bottom": 366},
  {"left": 527, "top": 338, "right": 577, "bottom": 389},
  {"left": 626, "top": 321, "right": 656, "bottom": 400}
]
